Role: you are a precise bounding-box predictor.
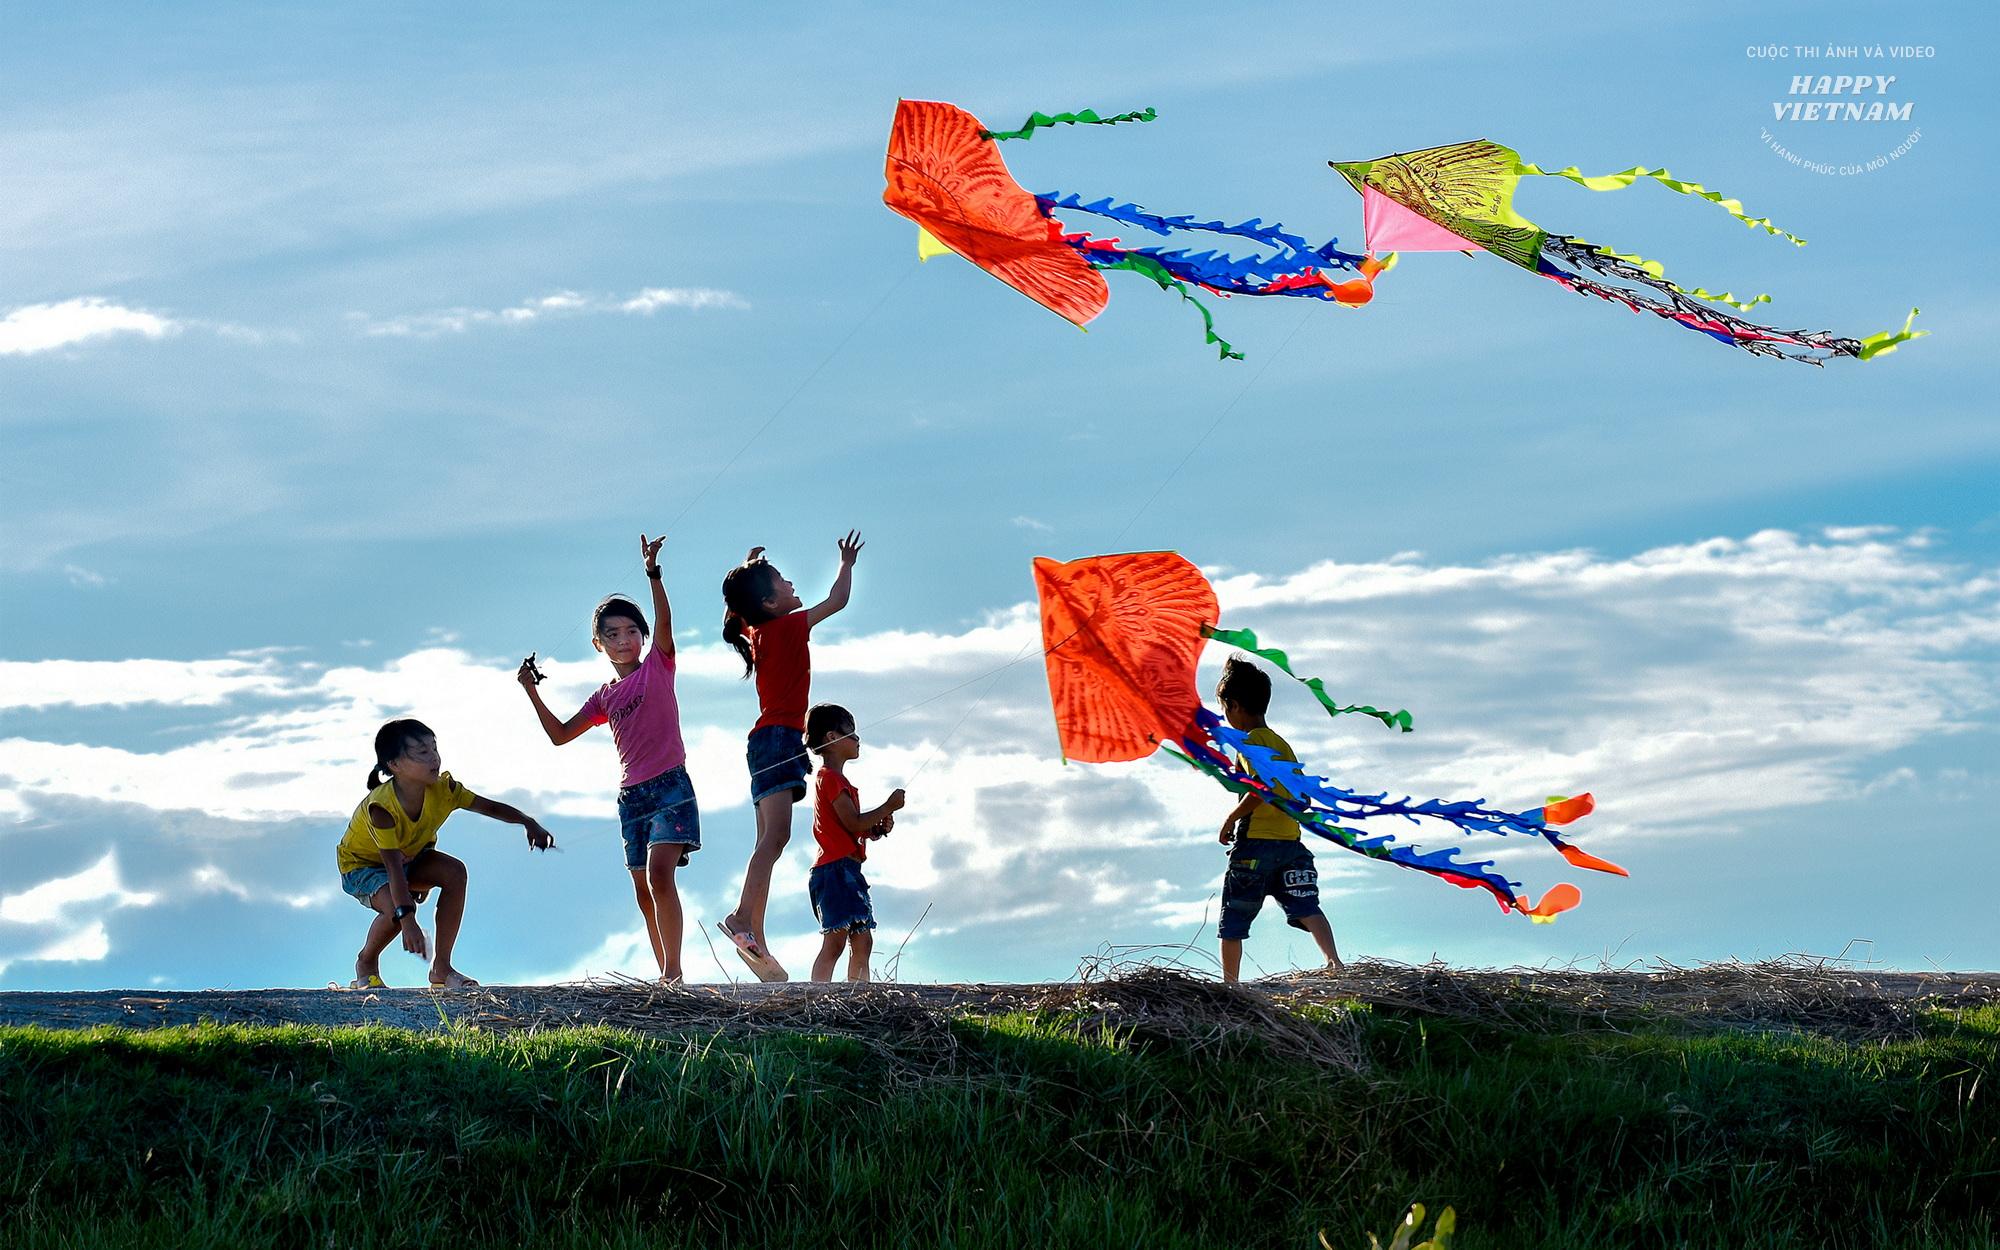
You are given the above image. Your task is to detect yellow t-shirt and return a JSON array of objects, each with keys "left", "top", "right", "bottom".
[
  {"left": 335, "top": 772, "right": 480, "bottom": 873},
  {"left": 1237, "top": 726, "right": 1302, "bottom": 841}
]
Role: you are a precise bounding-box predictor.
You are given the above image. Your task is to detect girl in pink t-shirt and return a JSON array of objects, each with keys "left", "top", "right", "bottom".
[
  {"left": 715, "top": 530, "right": 863, "bottom": 981},
  {"left": 519, "top": 533, "right": 696, "bottom": 982}
]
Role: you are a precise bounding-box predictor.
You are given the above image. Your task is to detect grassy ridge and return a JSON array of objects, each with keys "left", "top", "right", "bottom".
[{"left": 1, "top": 1002, "right": 1995, "bottom": 1249}]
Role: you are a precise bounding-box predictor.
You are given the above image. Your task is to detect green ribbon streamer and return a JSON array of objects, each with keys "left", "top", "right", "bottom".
[
  {"left": 1857, "top": 307, "right": 1927, "bottom": 360},
  {"left": 1095, "top": 254, "right": 1244, "bottom": 361},
  {"left": 983, "top": 107, "right": 1158, "bottom": 142},
  {"left": 1515, "top": 160, "right": 1808, "bottom": 246},
  {"left": 1202, "top": 625, "right": 1413, "bottom": 732}
]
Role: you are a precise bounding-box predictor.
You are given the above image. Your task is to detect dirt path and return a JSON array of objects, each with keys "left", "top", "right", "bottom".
[{"left": 3, "top": 965, "right": 1994, "bottom": 1036}]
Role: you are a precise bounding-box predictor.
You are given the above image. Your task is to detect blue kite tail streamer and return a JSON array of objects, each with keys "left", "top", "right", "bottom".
[
  {"left": 1038, "top": 192, "right": 1368, "bottom": 269},
  {"left": 1164, "top": 732, "right": 1527, "bottom": 911}
]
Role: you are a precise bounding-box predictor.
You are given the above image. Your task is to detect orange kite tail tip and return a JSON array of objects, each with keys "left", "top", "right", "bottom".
[
  {"left": 1541, "top": 792, "right": 1595, "bottom": 825},
  {"left": 1514, "top": 883, "right": 1582, "bottom": 920},
  {"left": 1317, "top": 270, "right": 1377, "bottom": 306},
  {"left": 1555, "top": 841, "right": 1629, "bottom": 878}
]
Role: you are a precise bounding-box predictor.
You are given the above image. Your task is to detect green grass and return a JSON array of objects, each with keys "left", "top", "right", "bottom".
[{"left": 2, "top": 1002, "right": 1995, "bottom": 1249}]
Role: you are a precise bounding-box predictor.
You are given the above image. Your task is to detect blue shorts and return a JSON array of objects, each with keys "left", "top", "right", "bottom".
[
  {"left": 339, "top": 865, "right": 432, "bottom": 910},
  {"left": 1218, "top": 840, "right": 1324, "bottom": 940},
  {"left": 618, "top": 764, "right": 701, "bottom": 871},
  {"left": 808, "top": 857, "right": 876, "bottom": 934},
  {"left": 747, "top": 723, "right": 811, "bottom": 806}
]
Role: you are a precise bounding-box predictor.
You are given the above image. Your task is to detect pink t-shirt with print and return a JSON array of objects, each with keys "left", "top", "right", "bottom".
[{"left": 579, "top": 646, "right": 688, "bottom": 789}]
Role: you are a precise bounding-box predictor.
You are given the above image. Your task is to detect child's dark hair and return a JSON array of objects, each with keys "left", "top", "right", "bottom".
[
  {"left": 592, "top": 595, "right": 650, "bottom": 639},
  {"left": 368, "top": 718, "right": 435, "bottom": 789},
  {"left": 805, "top": 702, "right": 854, "bottom": 754},
  {"left": 720, "top": 555, "right": 784, "bottom": 677},
  {"left": 1216, "top": 657, "right": 1272, "bottom": 716}
]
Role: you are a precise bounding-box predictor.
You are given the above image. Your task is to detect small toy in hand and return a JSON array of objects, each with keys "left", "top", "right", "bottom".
[{"left": 520, "top": 652, "right": 548, "bottom": 686}]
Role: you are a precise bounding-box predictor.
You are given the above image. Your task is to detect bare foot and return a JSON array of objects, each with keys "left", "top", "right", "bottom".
[{"left": 427, "top": 967, "right": 481, "bottom": 989}]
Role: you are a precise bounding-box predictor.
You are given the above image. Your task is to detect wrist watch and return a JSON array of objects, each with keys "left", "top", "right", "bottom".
[
  {"left": 393, "top": 904, "right": 415, "bottom": 921},
  {"left": 646, "top": 567, "right": 663, "bottom": 580}
]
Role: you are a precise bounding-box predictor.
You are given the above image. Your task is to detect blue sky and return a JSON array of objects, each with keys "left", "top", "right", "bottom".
[{"left": 2, "top": 3, "right": 1995, "bottom": 987}]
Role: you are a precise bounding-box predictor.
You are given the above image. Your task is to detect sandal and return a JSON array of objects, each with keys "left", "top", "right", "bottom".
[
  {"left": 346, "top": 974, "right": 386, "bottom": 990},
  {"left": 427, "top": 971, "right": 481, "bottom": 990},
  {"left": 716, "top": 921, "right": 788, "bottom": 983}
]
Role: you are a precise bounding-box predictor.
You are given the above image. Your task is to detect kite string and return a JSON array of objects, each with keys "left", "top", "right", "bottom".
[
  {"left": 889, "top": 310, "right": 1314, "bottom": 782},
  {"left": 1113, "top": 306, "right": 1312, "bottom": 546},
  {"left": 667, "top": 264, "right": 916, "bottom": 532},
  {"left": 532, "top": 266, "right": 918, "bottom": 663}
]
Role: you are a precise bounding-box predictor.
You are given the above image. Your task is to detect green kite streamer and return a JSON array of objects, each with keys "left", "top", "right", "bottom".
[
  {"left": 1857, "top": 308, "right": 1927, "bottom": 360},
  {"left": 982, "top": 106, "right": 1158, "bottom": 142},
  {"left": 1202, "top": 625, "right": 1413, "bottom": 732},
  {"left": 1513, "top": 159, "right": 1808, "bottom": 245},
  {"left": 1095, "top": 254, "right": 1243, "bottom": 360}
]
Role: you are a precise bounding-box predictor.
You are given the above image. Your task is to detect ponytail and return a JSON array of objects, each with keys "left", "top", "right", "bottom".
[
  {"left": 722, "top": 610, "right": 755, "bottom": 676},
  {"left": 368, "top": 718, "right": 434, "bottom": 791},
  {"left": 719, "top": 557, "right": 784, "bottom": 679}
]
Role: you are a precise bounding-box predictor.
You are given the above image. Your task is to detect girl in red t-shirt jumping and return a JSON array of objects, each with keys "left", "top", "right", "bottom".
[{"left": 717, "top": 530, "right": 863, "bottom": 980}]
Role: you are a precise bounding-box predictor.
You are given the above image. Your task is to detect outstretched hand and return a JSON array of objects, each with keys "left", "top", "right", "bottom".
[
  {"left": 836, "top": 530, "right": 864, "bottom": 564},
  {"left": 525, "top": 820, "right": 557, "bottom": 852},
  {"left": 516, "top": 655, "right": 547, "bottom": 688},
  {"left": 640, "top": 533, "right": 665, "bottom": 573}
]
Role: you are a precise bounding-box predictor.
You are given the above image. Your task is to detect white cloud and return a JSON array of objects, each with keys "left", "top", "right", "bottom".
[
  {"left": 0, "top": 852, "right": 157, "bottom": 924},
  {"left": 355, "top": 286, "right": 747, "bottom": 338},
  {"left": 0, "top": 297, "right": 174, "bottom": 356},
  {"left": 0, "top": 656, "right": 299, "bottom": 710},
  {"left": 1011, "top": 516, "right": 1054, "bottom": 534},
  {"left": 62, "top": 564, "right": 110, "bottom": 589},
  {"left": 619, "top": 288, "right": 746, "bottom": 314},
  {"left": 0, "top": 852, "right": 157, "bottom": 976}
]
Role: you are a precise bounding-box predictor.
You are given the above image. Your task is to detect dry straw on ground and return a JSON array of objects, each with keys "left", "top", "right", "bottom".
[{"left": 442, "top": 954, "right": 1996, "bottom": 1081}]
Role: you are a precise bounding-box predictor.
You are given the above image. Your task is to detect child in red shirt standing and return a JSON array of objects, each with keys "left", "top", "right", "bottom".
[
  {"left": 803, "top": 702, "right": 905, "bottom": 983},
  {"left": 717, "top": 530, "right": 863, "bottom": 980}
]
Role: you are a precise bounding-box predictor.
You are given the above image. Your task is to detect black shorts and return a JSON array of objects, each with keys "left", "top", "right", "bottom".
[{"left": 1219, "top": 840, "right": 1323, "bottom": 940}]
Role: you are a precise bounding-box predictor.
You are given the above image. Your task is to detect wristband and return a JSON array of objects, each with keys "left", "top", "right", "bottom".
[
  {"left": 393, "top": 904, "right": 415, "bottom": 921},
  {"left": 646, "top": 567, "right": 662, "bottom": 580}
]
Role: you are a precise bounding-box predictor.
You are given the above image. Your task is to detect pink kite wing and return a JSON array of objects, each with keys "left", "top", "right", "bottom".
[
  {"left": 883, "top": 98, "right": 1110, "bottom": 326},
  {"left": 1033, "top": 552, "right": 1218, "bottom": 763}
]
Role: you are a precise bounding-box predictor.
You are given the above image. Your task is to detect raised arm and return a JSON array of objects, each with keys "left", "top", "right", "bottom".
[
  {"left": 806, "top": 529, "right": 863, "bottom": 628},
  {"left": 641, "top": 532, "right": 673, "bottom": 657},
  {"left": 517, "top": 659, "right": 595, "bottom": 746},
  {"left": 834, "top": 787, "right": 905, "bottom": 835},
  {"left": 466, "top": 794, "right": 557, "bottom": 850}
]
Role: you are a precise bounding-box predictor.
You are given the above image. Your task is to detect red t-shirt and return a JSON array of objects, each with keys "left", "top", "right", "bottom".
[
  {"left": 749, "top": 610, "right": 811, "bottom": 731},
  {"left": 812, "top": 768, "right": 867, "bottom": 867}
]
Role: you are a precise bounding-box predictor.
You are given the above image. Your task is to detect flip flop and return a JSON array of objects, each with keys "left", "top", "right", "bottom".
[
  {"left": 427, "top": 972, "right": 481, "bottom": 990},
  {"left": 716, "top": 921, "right": 788, "bottom": 983},
  {"left": 347, "top": 974, "right": 386, "bottom": 990}
]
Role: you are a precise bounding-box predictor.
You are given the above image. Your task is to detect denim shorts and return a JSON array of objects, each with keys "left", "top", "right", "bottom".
[
  {"left": 808, "top": 857, "right": 875, "bottom": 934},
  {"left": 618, "top": 764, "right": 701, "bottom": 871},
  {"left": 1218, "top": 839, "right": 1323, "bottom": 940},
  {"left": 339, "top": 864, "right": 432, "bottom": 910},
  {"left": 746, "top": 723, "right": 811, "bottom": 806}
]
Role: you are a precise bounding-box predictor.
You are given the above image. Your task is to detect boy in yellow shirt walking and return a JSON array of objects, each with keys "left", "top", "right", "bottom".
[{"left": 1213, "top": 657, "right": 1344, "bottom": 983}]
